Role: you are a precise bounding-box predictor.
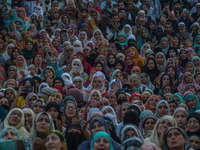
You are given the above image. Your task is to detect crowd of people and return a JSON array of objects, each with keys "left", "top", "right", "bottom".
[{"left": 0, "top": 0, "right": 200, "bottom": 149}]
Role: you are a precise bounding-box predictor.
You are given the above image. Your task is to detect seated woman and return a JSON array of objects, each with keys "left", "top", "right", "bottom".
[{"left": 3, "top": 108, "right": 29, "bottom": 139}]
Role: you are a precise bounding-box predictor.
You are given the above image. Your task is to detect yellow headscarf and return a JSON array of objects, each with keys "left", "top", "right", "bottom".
[
  {"left": 19, "top": 30, "right": 35, "bottom": 49},
  {"left": 128, "top": 46, "right": 144, "bottom": 68}
]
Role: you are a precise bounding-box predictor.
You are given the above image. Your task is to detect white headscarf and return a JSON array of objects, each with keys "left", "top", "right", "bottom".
[
  {"left": 121, "top": 24, "right": 136, "bottom": 40},
  {"left": 73, "top": 40, "right": 83, "bottom": 53},
  {"left": 3, "top": 43, "right": 15, "bottom": 61},
  {"left": 61, "top": 73, "right": 73, "bottom": 87}
]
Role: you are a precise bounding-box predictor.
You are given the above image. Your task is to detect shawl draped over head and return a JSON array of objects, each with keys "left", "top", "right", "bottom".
[
  {"left": 128, "top": 47, "right": 144, "bottom": 68},
  {"left": 124, "top": 54, "right": 135, "bottom": 75},
  {"left": 144, "top": 95, "right": 160, "bottom": 114},
  {"left": 3, "top": 108, "right": 30, "bottom": 139},
  {"left": 184, "top": 93, "right": 200, "bottom": 114}
]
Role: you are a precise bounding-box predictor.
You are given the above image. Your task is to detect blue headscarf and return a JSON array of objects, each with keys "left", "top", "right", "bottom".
[
  {"left": 155, "top": 100, "right": 170, "bottom": 118},
  {"left": 0, "top": 126, "right": 21, "bottom": 139},
  {"left": 140, "top": 73, "right": 155, "bottom": 90}
]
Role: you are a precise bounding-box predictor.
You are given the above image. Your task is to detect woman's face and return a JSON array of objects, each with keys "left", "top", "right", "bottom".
[
  {"left": 9, "top": 23, "right": 14, "bottom": 31},
  {"left": 130, "top": 76, "right": 139, "bottom": 86},
  {"left": 35, "top": 54, "right": 42, "bottom": 63},
  {"left": 54, "top": 79, "right": 63, "bottom": 87},
  {"left": 24, "top": 113, "right": 33, "bottom": 128},
  {"left": 189, "top": 136, "right": 200, "bottom": 150},
  {"left": 52, "top": 38, "right": 59, "bottom": 47},
  {"left": 129, "top": 48, "right": 136, "bottom": 57},
  {"left": 47, "top": 107, "right": 59, "bottom": 120},
  {"left": 147, "top": 60, "right": 155, "bottom": 70},
  {"left": 174, "top": 111, "right": 187, "bottom": 128},
  {"left": 8, "top": 46, "right": 13, "bottom": 56},
  {"left": 91, "top": 121, "right": 106, "bottom": 135},
  {"left": 185, "top": 64, "right": 194, "bottom": 74},
  {"left": 28, "top": 65, "right": 36, "bottom": 75},
  {"left": 36, "top": 114, "right": 50, "bottom": 134},
  {"left": 94, "top": 31, "right": 101, "bottom": 40},
  {"left": 156, "top": 54, "right": 164, "bottom": 65},
  {"left": 0, "top": 98, "right": 9, "bottom": 107},
  {"left": 162, "top": 75, "right": 170, "bottom": 86},
  {"left": 99, "top": 100, "right": 109, "bottom": 109},
  {"left": 115, "top": 63, "right": 123, "bottom": 71},
  {"left": 91, "top": 91, "right": 100, "bottom": 101},
  {"left": 28, "top": 96, "right": 37, "bottom": 108},
  {"left": 180, "top": 50, "right": 187, "bottom": 59},
  {"left": 140, "top": 75, "right": 148, "bottom": 84},
  {"left": 7, "top": 80, "right": 16, "bottom": 88},
  {"left": 161, "top": 40, "right": 168, "bottom": 47},
  {"left": 32, "top": 19, "right": 38, "bottom": 27},
  {"left": 51, "top": 93, "right": 62, "bottom": 104},
  {"left": 2, "top": 128, "right": 18, "bottom": 140},
  {"left": 8, "top": 110, "right": 22, "bottom": 126},
  {"left": 15, "top": 21, "right": 22, "bottom": 30},
  {"left": 149, "top": 97, "right": 158, "bottom": 109},
  {"left": 46, "top": 133, "right": 62, "bottom": 150},
  {"left": 126, "top": 56, "right": 133, "bottom": 66},
  {"left": 173, "top": 36, "right": 179, "bottom": 45},
  {"left": 33, "top": 101, "right": 43, "bottom": 114},
  {"left": 125, "top": 129, "right": 136, "bottom": 140},
  {"left": 169, "top": 102, "right": 176, "bottom": 114},
  {"left": 92, "top": 77, "right": 102, "bottom": 90},
  {"left": 144, "top": 118, "right": 156, "bottom": 132},
  {"left": 93, "top": 137, "right": 110, "bottom": 150},
  {"left": 108, "top": 55, "right": 115, "bottom": 64},
  {"left": 167, "top": 68, "right": 175, "bottom": 78},
  {"left": 65, "top": 102, "right": 76, "bottom": 118},
  {"left": 163, "top": 86, "right": 172, "bottom": 94},
  {"left": 157, "top": 119, "right": 173, "bottom": 136},
  {"left": 121, "top": 104, "right": 129, "bottom": 120},
  {"left": 187, "top": 117, "right": 200, "bottom": 133},
  {"left": 78, "top": 106, "right": 85, "bottom": 119},
  {"left": 187, "top": 98, "right": 197, "bottom": 110},
  {"left": 119, "top": 35, "right": 126, "bottom": 43},
  {"left": 103, "top": 108, "right": 113, "bottom": 115},
  {"left": 8, "top": 68, "right": 16, "bottom": 78},
  {"left": 166, "top": 129, "right": 186, "bottom": 149},
  {"left": 60, "top": 34, "right": 67, "bottom": 42},
  {"left": 12, "top": 49, "right": 20, "bottom": 58},
  {"left": 184, "top": 73, "right": 193, "bottom": 84},
  {"left": 79, "top": 33, "right": 86, "bottom": 41},
  {"left": 106, "top": 94, "right": 116, "bottom": 107},
  {"left": 142, "top": 29, "right": 148, "bottom": 39},
  {"left": 193, "top": 59, "right": 200, "bottom": 67},
  {"left": 157, "top": 102, "right": 168, "bottom": 117},
  {"left": 44, "top": 69, "right": 54, "bottom": 79},
  {"left": 44, "top": 39, "right": 50, "bottom": 46},
  {"left": 168, "top": 49, "right": 176, "bottom": 57}
]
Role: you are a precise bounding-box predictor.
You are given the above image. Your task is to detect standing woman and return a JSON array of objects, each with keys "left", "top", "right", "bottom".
[
  {"left": 28, "top": 112, "right": 55, "bottom": 150},
  {"left": 16, "top": 55, "right": 28, "bottom": 79}
]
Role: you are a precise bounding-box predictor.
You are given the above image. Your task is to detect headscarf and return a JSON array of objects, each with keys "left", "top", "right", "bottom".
[
  {"left": 164, "top": 127, "right": 190, "bottom": 150},
  {"left": 121, "top": 24, "right": 136, "bottom": 40},
  {"left": 144, "top": 95, "right": 160, "bottom": 114},
  {"left": 140, "top": 43, "right": 151, "bottom": 59},
  {"left": 19, "top": 30, "right": 35, "bottom": 49},
  {"left": 61, "top": 73, "right": 73, "bottom": 87},
  {"left": 128, "top": 47, "right": 144, "bottom": 68},
  {"left": 155, "top": 52, "right": 167, "bottom": 72},
  {"left": 77, "top": 52, "right": 91, "bottom": 74},
  {"left": 70, "top": 58, "right": 84, "bottom": 75},
  {"left": 23, "top": 93, "right": 39, "bottom": 108},
  {"left": 78, "top": 31, "right": 88, "bottom": 46},
  {"left": 137, "top": 28, "right": 150, "bottom": 50},
  {"left": 22, "top": 108, "right": 35, "bottom": 127},
  {"left": 121, "top": 136, "right": 143, "bottom": 150},
  {"left": 118, "top": 33, "right": 128, "bottom": 49},
  {"left": 170, "top": 94, "right": 184, "bottom": 104},
  {"left": 3, "top": 43, "right": 15, "bottom": 61},
  {"left": 101, "top": 106, "right": 117, "bottom": 125},
  {"left": 149, "top": 115, "right": 177, "bottom": 146},
  {"left": 155, "top": 100, "right": 170, "bottom": 118},
  {"left": 6, "top": 9, "right": 20, "bottom": 26},
  {"left": 160, "top": 37, "right": 169, "bottom": 55},
  {"left": 16, "top": 55, "right": 28, "bottom": 78},
  {"left": 178, "top": 72, "right": 200, "bottom": 94},
  {"left": 0, "top": 126, "right": 21, "bottom": 139},
  {"left": 28, "top": 112, "right": 55, "bottom": 149},
  {"left": 37, "top": 82, "right": 49, "bottom": 97},
  {"left": 124, "top": 54, "right": 135, "bottom": 75},
  {"left": 91, "top": 131, "right": 114, "bottom": 150},
  {"left": 140, "top": 73, "right": 155, "bottom": 90},
  {"left": 22, "top": 40, "right": 35, "bottom": 60},
  {"left": 3, "top": 108, "right": 29, "bottom": 139},
  {"left": 184, "top": 93, "right": 200, "bottom": 114}
]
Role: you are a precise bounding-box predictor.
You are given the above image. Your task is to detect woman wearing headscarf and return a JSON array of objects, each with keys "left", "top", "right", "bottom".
[
  {"left": 46, "top": 56, "right": 63, "bottom": 77},
  {"left": 155, "top": 100, "right": 170, "bottom": 118},
  {"left": 78, "top": 116, "right": 121, "bottom": 150},
  {"left": 39, "top": 38, "right": 58, "bottom": 57},
  {"left": 3, "top": 108, "right": 30, "bottom": 139},
  {"left": 144, "top": 115, "right": 177, "bottom": 149},
  {"left": 84, "top": 67, "right": 99, "bottom": 87},
  {"left": 140, "top": 73, "right": 155, "bottom": 91},
  {"left": 32, "top": 53, "right": 47, "bottom": 75},
  {"left": 124, "top": 54, "right": 136, "bottom": 75},
  {"left": 127, "top": 46, "right": 144, "bottom": 68},
  {"left": 28, "top": 112, "right": 55, "bottom": 150},
  {"left": 87, "top": 71, "right": 106, "bottom": 93},
  {"left": 52, "top": 38, "right": 63, "bottom": 54},
  {"left": 16, "top": 55, "right": 28, "bottom": 79},
  {"left": 22, "top": 108, "right": 35, "bottom": 133},
  {"left": 3, "top": 43, "right": 15, "bottom": 61},
  {"left": 95, "top": 55, "right": 111, "bottom": 77},
  {"left": 78, "top": 31, "right": 88, "bottom": 46},
  {"left": 163, "top": 127, "right": 191, "bottom": 150},
  {"left": 141, "top": 58, "right": 161, "bottom": 83},
  {"left": 155, "top": 52, "right": 167, "bottom": 72},
  {"left": 140, "top": 43, "right": 151, "bottom": 59},
  {"left": 179, "top": 49, "right": 189, "bottom": 68},
  {"left": 137, "top": 27, "right": 150, "bottom": 50},
  {"left": 159, "top": 37, "right": 169, "bottom": 55},
  {"left": 144, "top": 95, "right": 160, "bottom": 114},
  {"left": 129, "top": 74, "right": 148, "bottom": 90},
  {"left": 77, "top": 52, "right": 91, "bottom": 75},
  {"left": 173, "top": 108, "right": 188, "bottom": 130},
  {"left": 121, "top": 24, "right": 136, "bottom": 40},
  {"left": 5, "top": 9, "right": 20, "bottom": 27},
  {"left": 184, "top": 93, "right": 200, "bottom": 115},
  {"left": 7, "top": 21, "right": 22, "bottom": 41},
  {"left": 178, "top": 72, "right": 200, "bottom": 94},
  {"left": 23, "top": 93, "right": 39, "bottom": 108},
  {"left": 22, "top": 40, "right": 35, "bottom": 63},
  {"left": 186, "top": 113, "right": 200, "bottom": 137}
]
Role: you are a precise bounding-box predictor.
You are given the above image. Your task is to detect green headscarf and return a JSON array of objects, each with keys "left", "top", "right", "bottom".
[
  {"left": 137, "top": 27, "right": 150, "bottom": 50},
  {"left": 22, "top": 40, "right": 35, "bottom": 60},
  {"left": 118, "top": 33, "right": 128, "bottom": 49},
  {"left": 90, "top": 131, "right": 114, "bottom": 150},
  {"left": 170, "top": 94, "right": 184, "bottom": 104},
  {"left": 31, "top": 18, "right": 41, "bottom": 30},
  {"left": 184, "top": 93, "right": 200, "bottom": 114}
]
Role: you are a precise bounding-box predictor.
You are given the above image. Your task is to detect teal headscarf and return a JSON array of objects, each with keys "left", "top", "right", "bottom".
[
  {"left": 90, "top": 131, "right": 114, "bottom": 150},
  {"left": 184, "top": 93, "right": 200, "bottom": 114},
  {"left": 194, "top": 35, "right": 200, "bottom": 46},
  {"left": 118, "top": 33, "right": 128, "bottom": 49},
  {"left": 0, "top": 126, "right": 21, "bottom": 139},
  {"left": 170, "top": 94, "right": 184, "bottom": 104},
  {"left": 22, "top": 40, "right": 35, "bottom": 60},
  {"left": 6, "top": 9, "right": 19, "bottom": 27},
  {"left": 137, "top": 27, "right": 150, "bottom": 50},
  {"left": 109, "top": 69, "right": 120, "bottom": 85},
  {"left": 31, "top": 18, "right": 41, "bottom": 30},
  {"left": 159, "top": 37, "right": 169, "bottom": 55}
]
